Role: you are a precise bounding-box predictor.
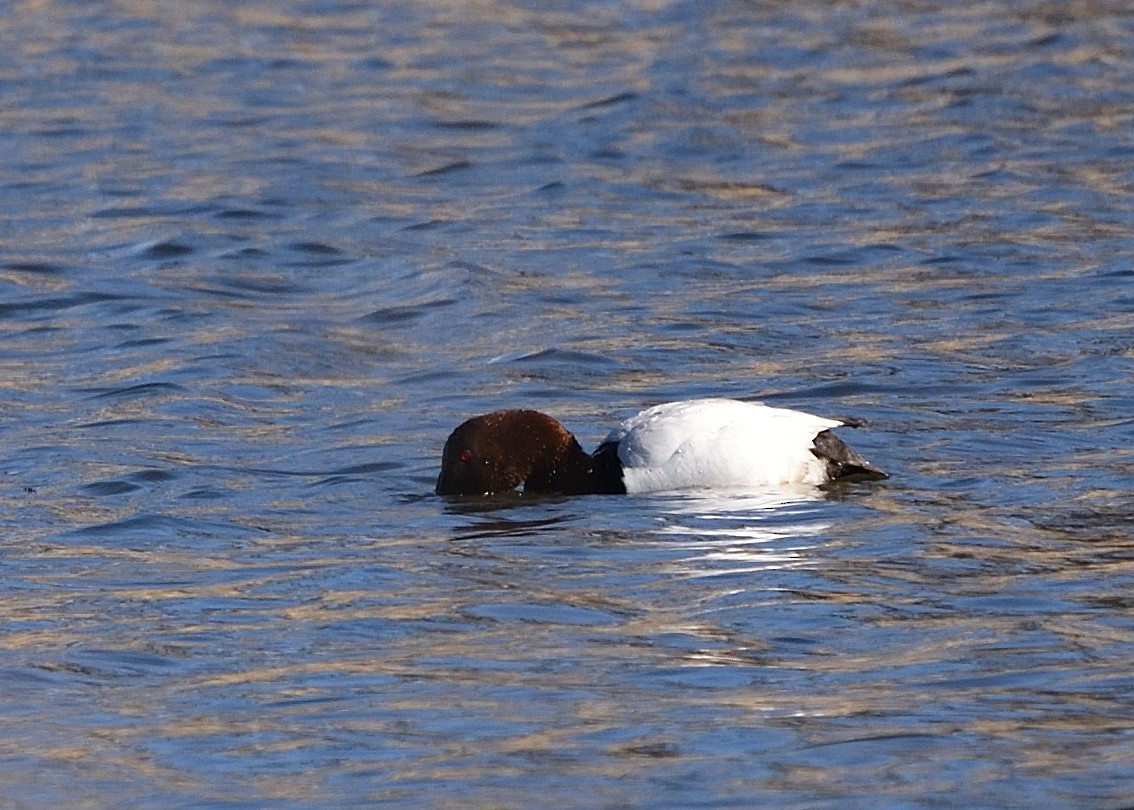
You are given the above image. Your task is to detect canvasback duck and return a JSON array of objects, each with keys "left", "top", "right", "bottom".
[{"left": 436, "top": 398, "right": 886, "bottom": 496}]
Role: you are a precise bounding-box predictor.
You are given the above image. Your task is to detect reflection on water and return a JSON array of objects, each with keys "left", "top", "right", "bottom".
[
  {"left": 3, "top": 0, "right": 1134, "bottom": 807},
  {"left": 648, "top": 488, "right": 831, "bottom": 579}
]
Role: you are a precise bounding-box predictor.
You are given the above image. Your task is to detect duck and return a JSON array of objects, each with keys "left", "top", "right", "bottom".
[{"left": 435, "top": 398, "right": 886, "bottom": 496}]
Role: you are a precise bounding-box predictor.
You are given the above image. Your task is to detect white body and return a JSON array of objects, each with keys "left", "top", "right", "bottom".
[{"left": 604, "top": 399, "right": 842, "bottom": 493}]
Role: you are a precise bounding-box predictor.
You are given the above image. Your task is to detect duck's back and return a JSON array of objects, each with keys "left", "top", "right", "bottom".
[{"left": 604, "top": 399, "right": 842, "bottom": 493}]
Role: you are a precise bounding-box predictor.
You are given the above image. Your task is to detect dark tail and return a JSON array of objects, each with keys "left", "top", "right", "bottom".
[{"left": 811, "top": 429, "right": 888, "bottom": 481}]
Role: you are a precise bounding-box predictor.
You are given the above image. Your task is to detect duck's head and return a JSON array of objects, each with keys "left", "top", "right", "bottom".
[{"left": 436, "top": 409, "right": 591, "bottom": 496}]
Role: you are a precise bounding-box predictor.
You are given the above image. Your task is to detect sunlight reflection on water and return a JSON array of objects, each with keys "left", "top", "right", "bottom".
[{"left": 647, "top": 488, "right": 830, "bottom": 578}]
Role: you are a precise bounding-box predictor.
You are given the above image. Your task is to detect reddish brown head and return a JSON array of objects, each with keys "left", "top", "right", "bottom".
[{"left": 436, "top": 409, "right": 601, "bottom": 496}]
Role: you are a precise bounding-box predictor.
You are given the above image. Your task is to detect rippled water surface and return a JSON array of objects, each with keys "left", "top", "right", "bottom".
[{"left": 3, "top": 1, "right": 1134, "bottom": 807}]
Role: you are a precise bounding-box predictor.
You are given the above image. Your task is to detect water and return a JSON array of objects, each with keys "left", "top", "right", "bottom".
[{"left": 2, "top": 1, "right": 1134, "bottom": 807}]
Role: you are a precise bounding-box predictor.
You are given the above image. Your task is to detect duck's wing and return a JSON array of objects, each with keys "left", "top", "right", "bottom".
[{"left": 608, "top": 399, "right": 845, "bottom": 491}]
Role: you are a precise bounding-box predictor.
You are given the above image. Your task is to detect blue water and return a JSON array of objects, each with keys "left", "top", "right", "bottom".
[{"left": 2, "top": 2, "right": 1134, "bottom": 808}]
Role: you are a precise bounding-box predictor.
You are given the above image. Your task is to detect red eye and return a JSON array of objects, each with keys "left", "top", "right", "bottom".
[{"left": 458, "top": 450, "right": 472, "bottom": 464}]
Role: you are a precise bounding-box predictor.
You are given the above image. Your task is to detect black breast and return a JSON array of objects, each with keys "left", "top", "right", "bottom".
[{"left": 588, "top": 441, "right": 628, "bottom": 494}]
